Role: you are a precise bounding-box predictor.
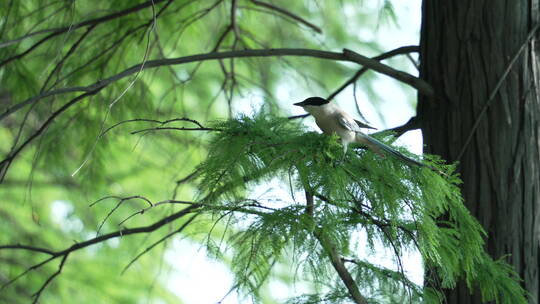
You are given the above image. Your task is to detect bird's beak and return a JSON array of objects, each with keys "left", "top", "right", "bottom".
[{"left": 293, "top": 101, "right": 304, "bottom": 107}]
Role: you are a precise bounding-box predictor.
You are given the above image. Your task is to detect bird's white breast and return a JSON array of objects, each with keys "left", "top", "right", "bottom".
[{"left": 304, "top": 103, "right": 356, "bottom": 145}]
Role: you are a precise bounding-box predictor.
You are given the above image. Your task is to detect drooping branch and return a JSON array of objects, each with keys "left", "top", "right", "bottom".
[
  {"left": 0, "top": 89, "right": 103, "bottom": 182},
  {"left": 1, "top": 47, "right": 433, "bottom": 122},
  {"left": 40, "top": 25, "right": 97, "bottom": 92},
  {"left": 0, "top": 0, "right": 171, "bottom": 49},
  {"left": 0, "top": 244, "right": 55, "bottom": 255},
  {"left": 250, "top": 0, "right": 322, "bottom": 33}
]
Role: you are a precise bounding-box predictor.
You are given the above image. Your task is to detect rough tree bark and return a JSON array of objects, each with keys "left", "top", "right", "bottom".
[{"left": 418, "top": 1, "right": 540, "bottom": 303}]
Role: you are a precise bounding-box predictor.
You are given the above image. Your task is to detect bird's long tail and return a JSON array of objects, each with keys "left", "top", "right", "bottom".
[{"left": 356, "top": 133, "right": 425, "bottom": 167}]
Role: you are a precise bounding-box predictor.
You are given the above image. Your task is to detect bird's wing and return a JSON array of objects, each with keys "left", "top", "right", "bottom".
[
  {"left": 357, "top": 132, "right": 425, "bottom": 167},
  {"left": 337, "top": 116, "right": 362, "bottom": 133},
  {"left": 354, "top": 119, "right": 376, "bottom": 130},
  {"left": 339, "top": 114, "right": 425, "bottom": 167}
]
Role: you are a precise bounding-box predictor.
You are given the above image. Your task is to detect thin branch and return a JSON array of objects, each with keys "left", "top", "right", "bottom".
[
  {"left": 0, "top": 47, "right": 430, "bottom": 181},
  {"left": 40, "top": 24, "right": 97, "bottom": 92},
  {"left": 121, "top": 213, "right": 199, "bottom": 274},
  {"left": 343, "top": 258, "right": 420, "bottom": 296},
  {"left": 0, "top": 89, "right": 103, "bottom": 183},
  {"left": 172, "top": 168, "right": 201, "bottom": 198},
  {"left": 49, "top": 23, "right": 149, "bottom": 90},
  {"left": 89, "top": 195, "right": 153, "bottom": 208},
  {"left": 0, "top": 204, "right": 200, "bottom": 290},
  {"left": 31, "top": 254, "right": 68, "bottom": 304},
  {"left": 119, "top": 199, "right": 273, "bottom": 226},
  {"left": 315, "top": 193, "right": 421, "bottom": 251},
  {"left": 456, "top": 22, "right": 540, "bottom": 160},
  {"left": 230, "top": 0, "right": 240, "bottom": 37},
  {"left": 0, "top": 244, "right": 55, "bottom": 255},
  {"left": 0, "top": 0, "right": 169, "bottom": 49},
  {"left": 69, "top": 2, "right": 158, "bottom": 177},
  {"left": 102, "top": 117, "right": 209, "bottom": 135},
  {"left": 131, "top": 126, "right": 217, "bottom": 134},
  {"left": 91, "top": 195, "right": 154, "bottom": 236},
  {"left": 250, "top": 0, "right": 322, "bottom": 34}
]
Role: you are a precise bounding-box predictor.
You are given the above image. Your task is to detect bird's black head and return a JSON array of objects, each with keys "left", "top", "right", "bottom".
[{"left": 294, "top": 97, "right": 329, "bottom": 107}]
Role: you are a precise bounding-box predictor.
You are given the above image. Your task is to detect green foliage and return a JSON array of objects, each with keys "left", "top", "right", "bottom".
[
  {"left": 0, "top": 1, "right": 526, "bottom": 303},
  {"left": 194, "top": 113, "right": 527, "bottom": 303}
]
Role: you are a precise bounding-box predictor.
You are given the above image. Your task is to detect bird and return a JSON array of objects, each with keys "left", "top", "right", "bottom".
[{"left": 293, "top": 96, "right": 423, "bottom": 166}]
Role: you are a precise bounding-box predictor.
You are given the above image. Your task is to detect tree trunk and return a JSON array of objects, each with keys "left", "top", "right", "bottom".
[{"left": 418, "top": 1, "right": 540, "bottom": 303}]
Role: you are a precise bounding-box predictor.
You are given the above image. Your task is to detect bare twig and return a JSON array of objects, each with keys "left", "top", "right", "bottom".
[
  {"left": 121, "top": 213, "right": 199, "bottom": 274},
  {"left": 31, "top": 254, "right": 68, "bottom": 304},
  {"left": 131, "top": 126, "right": 217, "bottom": 134},
  {"left": 102, "top": 117, "right": 208, "bottom": 136},
  {"left": 0, "top": 205, "right": 200, "bottom": 290},
  {"left": 90, "top": 195, "right": 154, "bottom": 236},
  {"left": 71, "top": 1, "right": 158, "bottom": 177},
  {"left": 172, "top": 168, "right": 202, "bottom": 198},
  {"left": 250, "top": 0, "right": 322, "bottom": 34}
]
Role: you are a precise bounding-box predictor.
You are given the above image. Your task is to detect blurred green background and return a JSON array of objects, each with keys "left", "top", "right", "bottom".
[{"left": 0, "top": 1, "right": 420, "bottom": 302}]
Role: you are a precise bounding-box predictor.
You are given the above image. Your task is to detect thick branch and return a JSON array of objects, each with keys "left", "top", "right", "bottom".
[
  {"left": 288, "top": 45, "right": 419, "bottom": 121},
  {"left": 375, "top": 116, "right": 421, "bottom": 138},
  {"left": 2, "top": 47, "right": 432, "bottom": 121},
  {"left": 314, "top": 229, "right": 368, "bottom": 304},
  {"left": 303, "top": 191, "right": 368, "bottom": 304},
  {"left": 327, "top": 45, "right": 419, "bottom": 100},
  {"left": 342, "top": 48, "right": 433, "bottom": 97}
]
